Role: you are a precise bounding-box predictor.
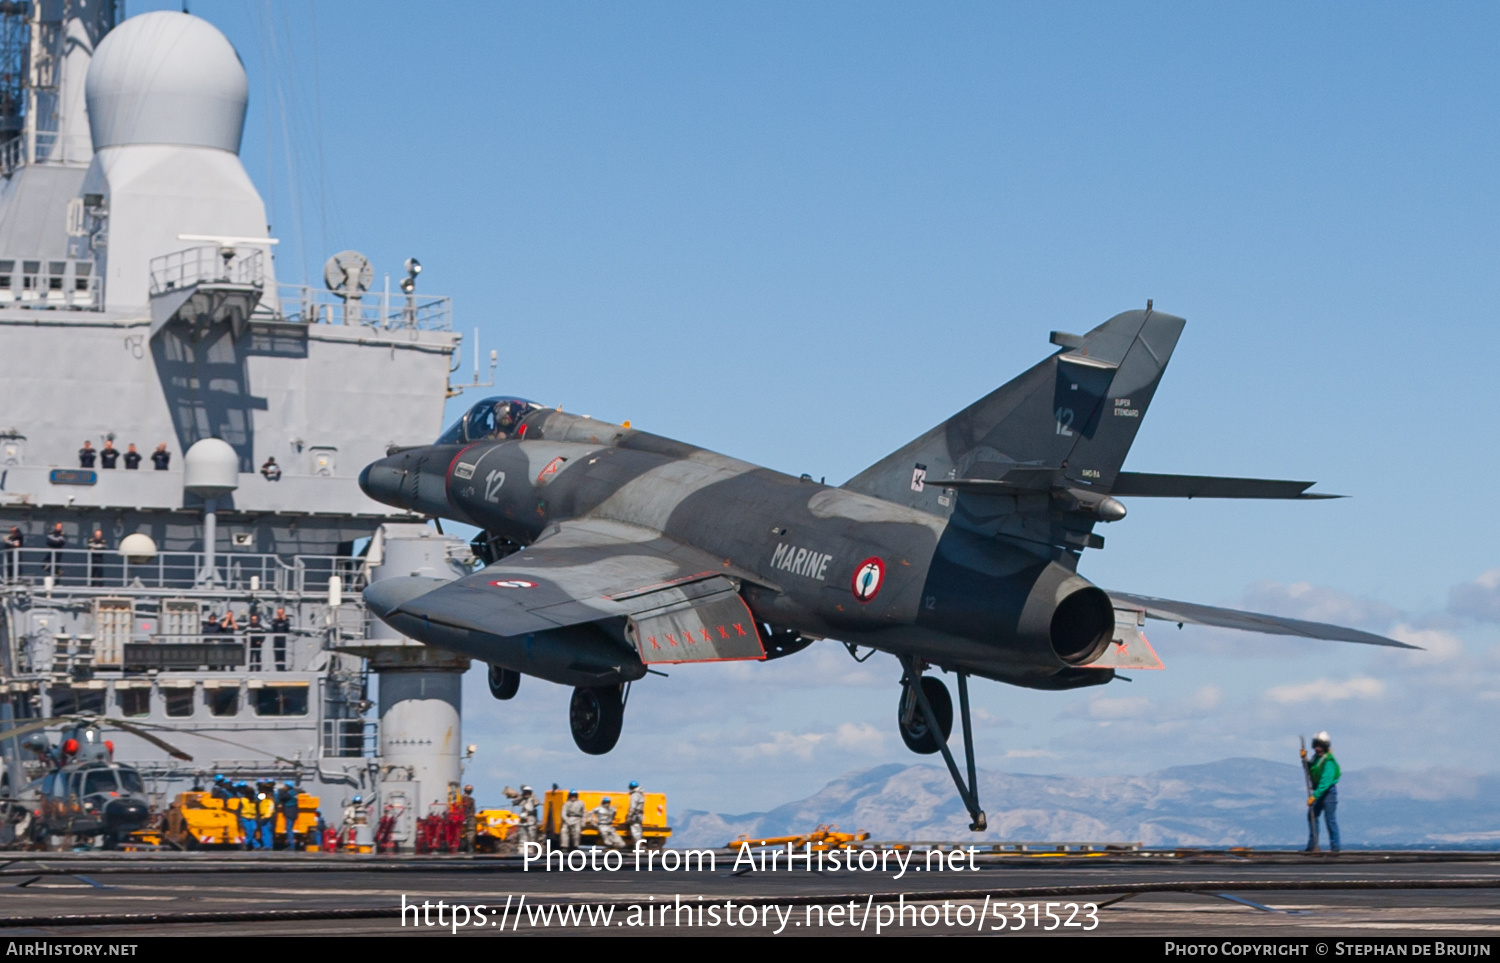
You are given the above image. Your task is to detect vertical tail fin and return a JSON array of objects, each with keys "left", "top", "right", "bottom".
[{"left": 842, "top": 308, "right": 1186, "bottom": 511}]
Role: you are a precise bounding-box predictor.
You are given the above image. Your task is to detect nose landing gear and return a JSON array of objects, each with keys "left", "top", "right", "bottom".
[{"left": 898, "top": 657, "right": 986, "bottom": 832}]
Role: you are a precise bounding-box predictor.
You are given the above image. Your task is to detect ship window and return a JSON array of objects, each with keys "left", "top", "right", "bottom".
[
  {"left": 116, "top": 687, "right": 149, "bottom": 717},
  {"left": 50, "top": 687, "right": 104, "bottom": 715},
  {"left": 81, "top": 770, "right": 118, "bottom": 796},
  {"left": 206, "top": 686, "right": 240, "bottom": 717},
  {"left": 164, "top": 687, "right": 194, "bottom": 717},
  {"left": 75, "top": 277, "right": 88, "bottom": 292},
  {"left": 117, "top": 769, "right": 144, "bottom": 794},
  {"left": 252, "top": 685, "right": 308, "bottom": 716},
  {"left": 48, "top": 277, "right": 62, "bottom": 291}
]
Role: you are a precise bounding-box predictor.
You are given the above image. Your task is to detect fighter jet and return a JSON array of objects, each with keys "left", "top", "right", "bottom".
[{"left": 359, "top": 306, "right": 1411, "bottom": 829}]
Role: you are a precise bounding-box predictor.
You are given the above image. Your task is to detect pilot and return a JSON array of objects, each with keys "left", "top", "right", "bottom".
[
  {"left": 495, "top": 404, "right": 519, "bottom": 438},
  {"left": 626, "top": 781, "right": 646, "bottom": 849},
  {"left": 123, "top": 444, "right": 141, "bottom": 470},
  {"left": 1303, "top": 731, "right": 1341, "bottom": 854},
  {"left": 99, "top": 440, "right": 119, "bottom": 469},
  {"left": 78, "top": 440, "right": 96, "bottom": 468},
  {"left": 560, "top": 790, "right": 586, "bottom": 851},
  {"left": 150, "top": 443, "right": 171, "bottom": 470},
  {"left": 588, "top": 796, "right": 624, "bottom": 850}
]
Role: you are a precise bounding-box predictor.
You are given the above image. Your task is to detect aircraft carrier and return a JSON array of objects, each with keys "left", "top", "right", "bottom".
[
  {"left": 0, "top": 2, "right": 481, "bottom": 851},
  {"left": 0, "top": 4, "right": 1494, "bottom": 942}
]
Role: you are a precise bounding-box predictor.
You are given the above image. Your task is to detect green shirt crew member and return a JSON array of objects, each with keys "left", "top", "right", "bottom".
[{"left": 1303, "top": 731, "right": 1341, "bottom": 853}]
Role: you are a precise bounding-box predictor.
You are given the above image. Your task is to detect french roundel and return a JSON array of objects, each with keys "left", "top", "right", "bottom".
[
  {"left": 490, "top": 579, "right": 538, "bottom": 589},
  {"left": 851, "top": 557, "right": 885, "bottom": 602}
]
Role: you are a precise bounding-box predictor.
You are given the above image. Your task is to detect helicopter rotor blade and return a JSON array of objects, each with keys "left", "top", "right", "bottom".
[
  {"left": 101, "top": 719, "right": 194, "bottom": 761},
  {"left": 0, "top": 717, "right": 73, "bottom": 744},
  {"left": 112, "top": 720, "right": 298, "bottom": 766}
]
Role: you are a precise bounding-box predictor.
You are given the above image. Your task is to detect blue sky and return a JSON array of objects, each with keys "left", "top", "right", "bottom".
[{"left": 144, "top": 1, "right": 1500, "bottom": 814}]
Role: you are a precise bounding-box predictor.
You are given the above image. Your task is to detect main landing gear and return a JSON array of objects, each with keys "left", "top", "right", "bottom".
[
  {"left": 570, "top": 683, "right": 626, "bottom": 755},
  {"left": 898, "top": 657, "right": 986, "bottom": 832},
  {"left": 488, "top": 664, "right": 521, "bottom": 700}
]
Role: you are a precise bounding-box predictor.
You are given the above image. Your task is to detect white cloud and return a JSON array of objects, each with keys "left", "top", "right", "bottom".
[
  {"left": 1264, "top": 676, "right": 1385, "bottom": 704},
  {"left": 1241, "top": 580, "right": 1399, "bottom": 629},
  {"left": 735, "top": 730, "right": 825, "bottom": 761},
  {"left": 1088, "top": 695, "right": 1152, "bottom": 720},
  {"left": 832, "top": 722, "right": 885, "bottom": 754},
  {"left": 1387, "top": 624, "right": 1464, "bottom": 663},
  {"left": 1448, "top": 569, "right": 1500, "bottom": 623}
]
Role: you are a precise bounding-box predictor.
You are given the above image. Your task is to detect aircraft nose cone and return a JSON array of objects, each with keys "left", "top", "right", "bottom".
[{"left": 358, "top": 456, "right": 407, "bottom": 509}]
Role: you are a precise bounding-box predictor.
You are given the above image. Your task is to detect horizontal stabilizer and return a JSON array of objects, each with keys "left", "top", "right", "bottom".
[
  {"left": 1107, "top": 591, "right": 1417, "bottom": 649},
  {"left": 1110, "top": 472, "right": 1340, "bottom": 499}
]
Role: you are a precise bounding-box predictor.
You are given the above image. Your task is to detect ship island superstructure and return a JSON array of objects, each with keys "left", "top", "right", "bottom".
[{"left": 0, "top": 4, "right": 480, "bottom": 846}]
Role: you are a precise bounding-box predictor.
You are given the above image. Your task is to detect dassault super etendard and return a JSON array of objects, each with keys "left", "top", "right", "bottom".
[{"left": 359, "top": 306, "right": 1413, "bottom": 829}]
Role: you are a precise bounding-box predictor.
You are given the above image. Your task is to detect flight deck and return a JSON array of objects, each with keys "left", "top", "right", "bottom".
[{"left": 0, "top": 849, "right": 1495, "bottom": 937}]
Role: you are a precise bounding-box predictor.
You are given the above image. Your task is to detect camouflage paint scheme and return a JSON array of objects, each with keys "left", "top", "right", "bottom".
[{"left": 359, "top": 309, "right": 1412, "bottom": 708}]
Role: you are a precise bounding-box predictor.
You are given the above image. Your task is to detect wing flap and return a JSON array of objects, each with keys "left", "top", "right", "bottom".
[
  {"left": 627, "top": 588, "right": 766, "bottom": 664},
  {"left": 1106, "top": 591, "right": 1417, "bottom": 649}
]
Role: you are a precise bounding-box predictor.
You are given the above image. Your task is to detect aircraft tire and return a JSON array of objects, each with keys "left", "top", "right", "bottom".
[
  {"left": 898, "top": 676, "right": 953, "bottom": 754},
  {"left": 488, "top": 664, "right": 521, "bottom": 700},
  {"left": 570, "top": 685, "right": 625, "bottom": 754}
]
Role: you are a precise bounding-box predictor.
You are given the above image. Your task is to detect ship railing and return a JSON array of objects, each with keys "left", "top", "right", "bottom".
[
  {"left": 276, "top": 283, "right": 452, "bottom": 331},
  {"left": 0, "top": 255, "right": 101, "bottom": 309},
  {"left": 148, "top": 246, "right": 266, "bottom": 296},
  {"left": 0, "top": 136, "right": 23, "bottom": 177},
  {"left": 0, "top": 548, "right": 367, "bottom": 594}
]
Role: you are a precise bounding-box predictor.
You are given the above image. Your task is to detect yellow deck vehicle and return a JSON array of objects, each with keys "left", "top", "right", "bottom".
[
  {"left": 164, "top": 792, "right": 244, "bottom": 849},
  {"left": 475, "top": 808, "right": 518, "bottom": 852},
  {"left": 730, "top": 825, "right": 871, "bottom": 850},
  {"left": 542, "top": 789, "right": 670, "bottom": 848}
]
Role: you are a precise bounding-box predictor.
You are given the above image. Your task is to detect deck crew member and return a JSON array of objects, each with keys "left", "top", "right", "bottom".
[
  {"left": 247, "top": 612, "right": 266, "bottom": 671},
  {"left": 460, "top": 784, "right": 477, "bottom": 853},
  {"left": 503, "top": 785, "right": 539, "bottom": 845},
  {"left": 151, "top": 443, "right": 171, "bottom": 470},
  {"left": 626, "top": 781, "right": 645, "bottom": 849},
  {"left": 78, "top": 440, "right": 95, "bottom": 467},
  {"left": 588, "top": 797, "right": 624, "bottom": 849},
  {"left": 99, "top": 440, "right": 119, "bottom": 469},
  {"left": 1303, "top": 731, "right": 1341, "bottom": 853},
  {"left": 87, "top": 529, "right": 106, "bottom": 584},
  {"left": 560, "top": 790, "right": 586, "bottom": 850},
  {"left": 260, "top": 457, "right": 282, "bottom": 481},
  {"left": 123, "top": 443, "right": 141, "bottom": 469}
]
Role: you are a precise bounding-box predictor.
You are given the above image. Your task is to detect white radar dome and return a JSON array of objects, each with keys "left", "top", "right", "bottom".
[
  {"left": 183, "top": 438, "right": 240, "bottom": 494},
  {"left": 85, "top": 11, "right": 249, "bottom": 153},
  {"left": 117, "top": 533, "right": 158, "bottom": 561}
]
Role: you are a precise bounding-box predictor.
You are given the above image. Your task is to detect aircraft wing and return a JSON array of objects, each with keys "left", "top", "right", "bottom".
[
  {"left": 1106, "top": 591, "right": 1418, "bottom": 649},
  {"left": 372, "top": 519, "right": 767, "bottom": 662}
]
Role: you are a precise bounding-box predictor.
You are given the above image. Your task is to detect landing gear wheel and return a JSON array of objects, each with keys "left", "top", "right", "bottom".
[
  {"left": 570, "top": 685, "right": 625, "bottom": 754},
  {"left": 488, "top": 664, "right": 521, "bottom": 700},
  {"left": 898, "top": 676, "right": 953, "bottom": 754}
]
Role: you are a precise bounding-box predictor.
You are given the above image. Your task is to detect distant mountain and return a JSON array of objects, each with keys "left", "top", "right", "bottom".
[{"left": 672, "top": 759, "right": 1500, "bottom": 849}]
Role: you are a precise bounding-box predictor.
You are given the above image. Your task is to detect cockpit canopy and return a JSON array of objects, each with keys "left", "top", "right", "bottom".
[{"left": 436, "top": 396, "right": 544, "bottom": 445}]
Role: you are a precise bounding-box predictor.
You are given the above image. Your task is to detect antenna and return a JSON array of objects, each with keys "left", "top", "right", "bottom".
[{"left": 446, "top": 326, "right": 498, "bottom": 397}]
